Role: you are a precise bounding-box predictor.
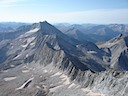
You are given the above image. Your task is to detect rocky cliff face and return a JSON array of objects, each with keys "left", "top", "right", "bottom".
[{"left": 98, "top": 34, "right": 128, "bottom": 71}]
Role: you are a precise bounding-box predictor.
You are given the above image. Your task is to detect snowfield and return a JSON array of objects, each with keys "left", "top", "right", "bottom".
[{"left": 4, "top": 77, "right": 17, "bottom": 81}]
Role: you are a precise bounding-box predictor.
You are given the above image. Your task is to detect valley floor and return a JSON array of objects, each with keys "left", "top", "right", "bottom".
[{"left": 0, "top": 62, "right": 105, "bottom": 96}]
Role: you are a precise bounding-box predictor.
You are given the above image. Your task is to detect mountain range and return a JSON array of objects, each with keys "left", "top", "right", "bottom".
[
  {"left": 0, "top": 21, "right": 128, "bottom": 96},
  {"left": 55, "top": 23, "right": 128, "bottom": 43}
]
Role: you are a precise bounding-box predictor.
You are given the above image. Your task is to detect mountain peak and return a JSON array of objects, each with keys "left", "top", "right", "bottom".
[
  {"left": 32, "top": 21, "right": 61, "bottom": 35},
  {"left": 39, "top": 20, "right": 49, "bottom": 25}
]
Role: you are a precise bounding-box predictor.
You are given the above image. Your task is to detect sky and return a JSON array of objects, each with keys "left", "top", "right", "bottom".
[{"left": 0, "top": 0, "right": 128, "bottom": 24}]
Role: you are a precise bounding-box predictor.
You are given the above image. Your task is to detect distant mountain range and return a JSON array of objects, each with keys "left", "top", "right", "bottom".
[
  {"left": 55, "top": 23, "right": 128, "bottom": 42},
  {"left": 0, "top": 22, "right": 30, "bottom": 33}
]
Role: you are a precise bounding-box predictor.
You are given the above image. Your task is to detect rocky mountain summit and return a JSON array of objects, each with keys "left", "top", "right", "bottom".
[{"left": 0, "top": 21, "right": 128, "bottom": 96}]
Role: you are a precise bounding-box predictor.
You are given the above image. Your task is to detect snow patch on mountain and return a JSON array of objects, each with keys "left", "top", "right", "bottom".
[
  {"left": 87, "top": 51, "right": 97, "bottom": 54},
  {"left": 21, "top": 37, "right": 35, "bottom": 48},
  {"left": 4, "top": 77, "right": 17, "bottom": 81},
  {"left": 16, "top": 77, "right": 34, "bottom": 90},
  {"left": 25, "top": 28, "right": 39, "bottom": 34},
  {"left": 22, "top": 70, "right": 29, "bottom": 73},
  {"left": 13, "top": 54, "right": 21, "bottom": 60}
]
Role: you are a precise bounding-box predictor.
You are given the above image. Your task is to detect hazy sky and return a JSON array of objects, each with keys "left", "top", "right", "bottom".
[{"left": 0, "top": 0, "right": 128, "bottom": 24}]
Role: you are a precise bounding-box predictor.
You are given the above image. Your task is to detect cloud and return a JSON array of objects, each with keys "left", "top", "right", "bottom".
[
  {"left": 1, "top": 0, "right": 26, "bottom": 3},
  {"left": 0, "top": 0, "right": 26, "bottom": 7},
  {"left": 1, "top": 0, "right": 18, "bottom": 4}
]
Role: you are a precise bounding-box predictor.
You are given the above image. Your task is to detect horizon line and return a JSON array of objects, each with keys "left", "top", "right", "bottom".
[{"left": 0, "top": 20, "right": 128, "bottom": 25}]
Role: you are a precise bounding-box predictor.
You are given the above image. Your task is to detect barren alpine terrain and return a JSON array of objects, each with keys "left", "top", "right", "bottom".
[
  {"left": 0, "top": 21, "right": 128, "bottom": 96},
  {"left": 0, "top": 62, "right": 105, "bottom": 96}
]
